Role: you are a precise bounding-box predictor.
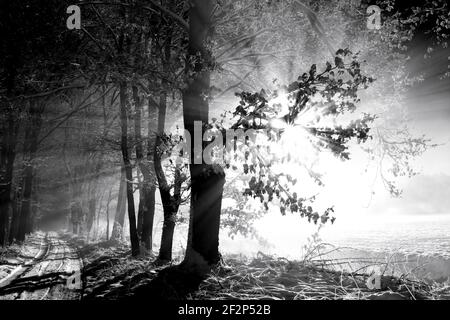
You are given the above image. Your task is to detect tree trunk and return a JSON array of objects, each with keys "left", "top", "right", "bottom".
[
  {"left": 0, "top": 22, "right": 20, "bottom": 246},
  {"left": 133, "top": 85, "right": 144, "bottom": 239},
  {"left": 156, "top": 163, "right": 182, "bottom": 261},
  {"left": 159, "top": 211, "right": 176, "bottom": 261},
  {"left": 106, "top": 188, "right": 112, "bottom": 241},
  {"left": 8, "top": 191, "right": 20, "bottom": 244},
  {"left": 16, "top": 164, "right": 33, "bottom": 242},
  {"left": 137, "top": 182, "right": 144, "bottom": 238},
  {"left": 106, "top": 207, "right": 110, "bottom": 241},
  {"left": 119, "top": 82, "right": 140, "bottom": 256},
  {"left": 155, "top": 88, "right": 182, "bottom": 261},
  {"left": 154, "top": 152, "right": 174, "bottom": 260},
  {"left": 70, "top": 201, "right": 82, "bottom": 234},
  {"left": 0, "top": 109, "right": 19, "bottom": 246},
  {"left": 133, "top": 85, "right": 157, "bottom": 251},
  {"left": 28, "top": 175, "right": 39, "bottom": 235},
  {"left": 94, "top": 200, "right": 101, "bottom": 241},
  {"left": 182, "top": 0, "right": 225, "bottom": 266},
  {"left": 86, "top": 197, "right": 96, "bottom": 237},
  {"left": 111, "top": 164, "right": 127, "bottom": 241},
  {"left": 141, "top": 185, "right": 155, "bottom": 250}
]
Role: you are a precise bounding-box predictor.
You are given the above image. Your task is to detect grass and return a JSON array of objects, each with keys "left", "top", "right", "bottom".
[
  {"left": 60, "top": 232, "right": 450, "bottom": 300},
  {"left": 189, "top": 252, "right": 450, "bottom": 300}
]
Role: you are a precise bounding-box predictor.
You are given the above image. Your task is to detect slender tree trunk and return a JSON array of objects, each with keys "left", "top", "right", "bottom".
[
  {"left": 111, "top": 164, "right": 126, "bottom": 240},
  {"left": 106, "top": 207, "right": 110, "bottom": 241},
  {"left": 106, "top": 188, "right": 112, "bottom": 241},
  {"left": 156, "top": 161, "right": 182, "bottom": 261},
  {"left": 133, "top": 85, "right": 156, "bottom": 251},
  {"left": 95, "top": 201, "right": 101, "bottom": 241},
  {"left": 119, "top": 82, "right": 139, "bottom": 256},
  {"left": 137, "top": 180, "right": 144, "bottom": 238},
  {"left": 0, "top": 185, "right": 10, "bottom": 246},
  {"left": 182, "top": 0, "right": 225, "bottom": 266},
  {"left": 86, "top": 197, "right": 96, "bottom": 237},
  {"left": 139, "top": 91, "right": 160, "bottom": 252},
  {"left": 28, "top": 176, "right": 39, "bottom": 235},
  {"left": 8, "top": 190, "right": 20, "bottom": 244},
  {"left": 154, "top": 157, "right": 174, "bottom": 260},
  {"left": 17, "top": 165, "right": 33, "bottom": 242},
  {"left": 70, "top": 201, "right": 82, "bottom": 234},
  {"left": 133, "top": 86, "right": 145, "bottom": 242},
  {"left": 141, "top": 185, "right": 155, "bottom": 250},
  {"left": 155, "top": 87, "right": 182, "bottom": 261}
]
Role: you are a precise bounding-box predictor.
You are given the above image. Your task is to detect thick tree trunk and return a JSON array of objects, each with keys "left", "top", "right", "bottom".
[
  {"left": 111, "top": 164, "right": 126, "bottom": 240},
  {"left": 0, "top": 16, "right": 20, "bottom": 246},
  {"left": 119, "top": 82, "right": 140, "bottom": 256},
  {"left": 182, "top": 0, "right": 225, "bottom": 266}
]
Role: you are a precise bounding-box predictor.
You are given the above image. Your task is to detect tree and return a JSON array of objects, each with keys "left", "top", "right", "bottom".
[
  {"left": 111, "top": 165, "right": 127, "bottom": 241},
  {"left": 119, "top": 83, "right": 140, "bottom": 256},
  {"left": 0, "top": 0, "right": 84, "bottom": 245},
  {"left": 15, "top": 100, "right": 44, "bottom": 241},
  {"left": 181, "top": 0, "right": 226, "bottom": 267}
]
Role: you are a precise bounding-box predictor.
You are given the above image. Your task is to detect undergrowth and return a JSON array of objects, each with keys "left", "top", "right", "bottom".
[{"left": 61, "top": 232, "right": 450, "bottom": 300}]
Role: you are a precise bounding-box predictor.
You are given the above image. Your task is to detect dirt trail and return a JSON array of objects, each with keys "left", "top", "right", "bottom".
[{"left": 0, "top": 232, "right": 82, "bottom": 300}]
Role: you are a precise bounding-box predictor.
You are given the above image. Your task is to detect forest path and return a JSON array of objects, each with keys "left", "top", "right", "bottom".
[{"left": 0, "top": 231, "right": 82, "bottom": 300}]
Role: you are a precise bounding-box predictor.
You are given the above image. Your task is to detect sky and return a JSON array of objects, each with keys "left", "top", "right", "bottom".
[
  {"left": 216, "top": 1, "right": 450, "bottom": 258},
  {"left": 376, "top": 41, "right": 450, "bottom": 216},
  {"left": 307, "top": 31, "right": 450, "bottom": 219},
  {"left": 229, "top": 20, "right": 450, "bottom": 256}
]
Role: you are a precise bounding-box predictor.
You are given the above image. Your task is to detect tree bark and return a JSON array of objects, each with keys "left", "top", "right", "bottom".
[
  {"left": 0, "top": 108, "right": 19, "bottom": 246},
  {"left": 155, "top": 88, "right": 182, "bottom": 261},
  {"left": 137, "top": 180, "right": 144, "bottom": 238},
  {"left": 8, "top": 189, "right": 21, "bottom": 244},
  {"left": 106, "top": 188, "right": 112, "bottom": 241},
  {"left": 141, "top": 184, "right": 156, "bottom": 250},
  {"left": 182, "top": 0, "right": 225, "bottom": 266},
  {"left": 133, "top": 86, "right": 144, "bottom": 239},
  {"left": 111, "top": 164, "right": 127, "bottom": 241},
  {"left": 119, "top": 82, "right": 140, "bottom": 256},
  {"left": 156, "top": 160, "right": 182, "bottom": 261},
  {"left": 132, "top": 85, "right": 157, "bottom": 251},
  {"left": 70, "top": 201, "right": 82, "bottom": 234},
  {"left": 86, "top": 197, "right": 96, "bottom": 238},
  {"left": 16, "top": 165, "right": 33, "bottom": 242}
]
